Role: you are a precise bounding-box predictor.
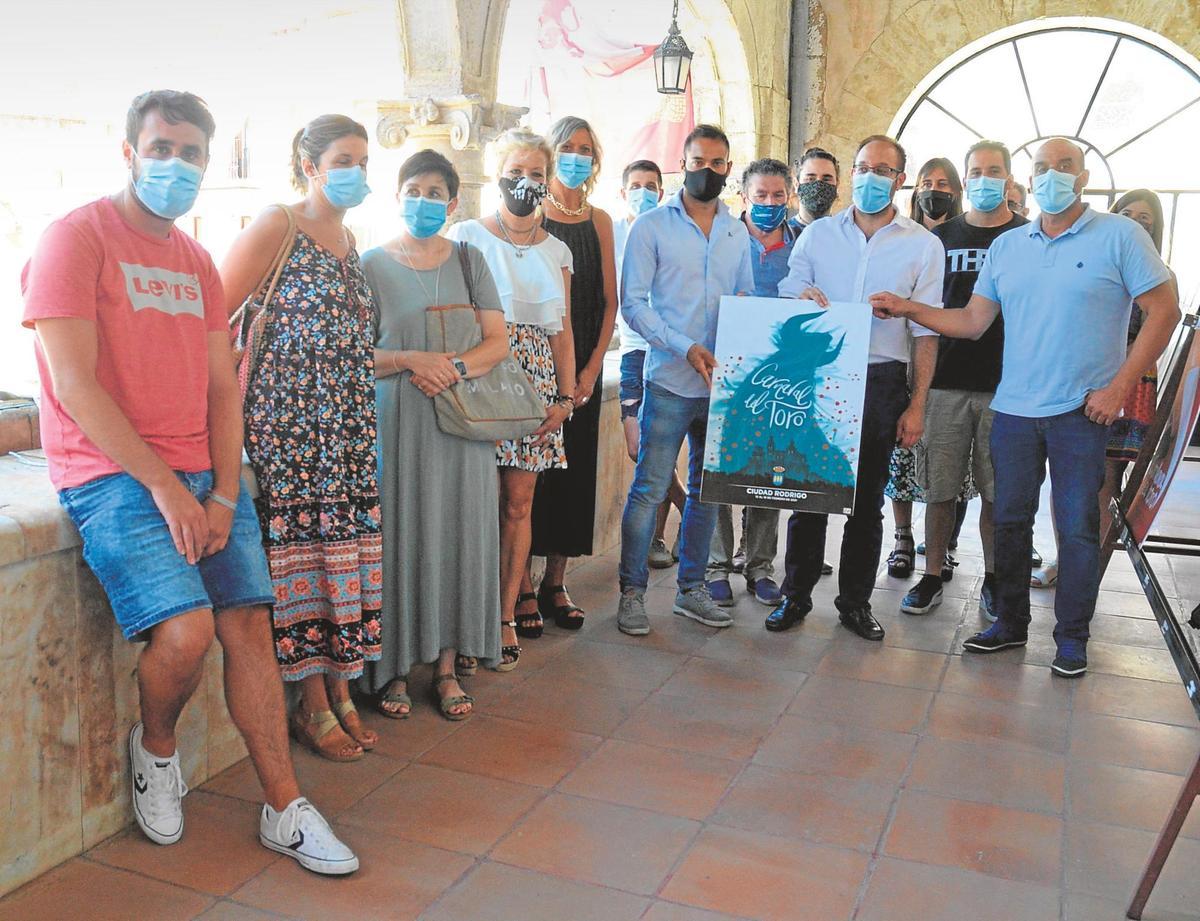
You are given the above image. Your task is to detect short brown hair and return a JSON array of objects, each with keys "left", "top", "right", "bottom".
[
  {"left": 126, "top": 90, "right": 216, "bottom": 153},
  {"left": 855, "top": 134, "right": 907, "bottom": 173}
]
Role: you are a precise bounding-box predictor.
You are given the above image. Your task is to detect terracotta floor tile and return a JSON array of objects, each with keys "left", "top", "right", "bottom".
[
  {"left": 0, "top": 859, "right": 213, "bottom": 921},
  {"left": 1072, "top": 672, "right": 1199, "bottom": 727},
  {"left": 558, "top": 739, "right": 740, "bottom": 820},
  {"left": 345, "top": 696, "right": 474, "bottom": 763},
  {"left": 752, "top": 715, "right": 917, "bottom": 784},
  {"left": 1065, "top": 819, "right": 1200, "bottom": 911},
  {"left": 1069, "top": 712, "right": 1200, "bottom": 774},
  {"left": 656, "top": 656, "right": 806, "bottom": 715},
  {"left": 200, "top": 741, "right": 406, "bottom": 816},
  {"left": 231, "top": 824, "right": 473, "bottom": 921},
  {"left": 641, "top": 904, "right": 750, "bottom": 921},
  {"left": 908, "top": 736, "right": 1066, "bottom": 814},
  {"left": 710, "top": 764, "right": 893, "bottom": 851},
  {"left": 1068, "top": 761, "right": 1200, "bottom": 837},
  {"left": 491, "top": 793, "right": 698, "bottom": 896},
  {"left": 419, "top": 861, "right": 648, "bottom": 921},
  {"left": 939, "top": 655, "right": 1074, "bottom": 711},
  {"left": 885, "top": 790, "right": 1063, "bottom": 885},
  {"left": 614, "top": 692, "right": 779, "bottom": 760},
  {"left": 418, "top": 714, "right": 601, "bottom": 787},
  {"left": 1093, "top": 589, "right": 1171, "bottom": 618},
  {"left": 535, "top": 639, "right": 688, "bottom": 691},
  {"left": 474, "top": 669, "right": 650, "bottom": 736},
  {"left": 833, "top": 590, "right": 966, "bottom": 653},
  {"left": 926, "top": 692, "right": 1070, "bottom": 754},
  {"left": 815, "top": 642, "right": 947, "bottom": 691},
  {"left": 338, "top": 762, "right": 543, "bottom": 855},
  {"left": 1083, "top": 640, "right": 1182, "bottom": 684},
  {"left": 585, "top": 592, "right": 717, "bottom": 657},
  {"left": 660, "top": 826, "right": 867, "bottom": 921},
  {"left": 86, "top": 791, "right": 280, "bottom": 896},
  {"left": 1090, "top": 613, "right": 1172, "bottom": 648},
  {"left": 857, "top": 857, "right": 1060, "bottom": 921},
  {"left": 1063, "top": 891, "right": 1199, "bottom": 921},
  {"left": 194, "top": 902, "right": 296, "bottom": 920},
  {"left": 693, "top": 624, "right": 834, "bottom": 671},
  {"left": 786, "top": 673, "right": 933, "bottom": 732}
]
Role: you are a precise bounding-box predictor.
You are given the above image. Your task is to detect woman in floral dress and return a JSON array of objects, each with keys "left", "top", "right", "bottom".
[{"left": 221, "top": 114, "right": 381, "bottom": 762}]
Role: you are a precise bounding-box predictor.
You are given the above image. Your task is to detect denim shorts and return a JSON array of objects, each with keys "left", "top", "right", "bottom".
[
  {"left": 60, "top": 470, "right": 274, "bottom": 641},
  {"left": 619, "top": 349, "right": 647, "bottom": 419}
]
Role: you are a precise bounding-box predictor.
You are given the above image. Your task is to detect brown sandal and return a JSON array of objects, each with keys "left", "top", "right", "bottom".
[
  {"left": 289, "top": 707, "right": 363, "bottom": 762},
  {"left": 433, "top": 673, "right": 475, "bottom": 721},
  {"left": 332, "top": 698, "right": 378, "bottom": 749}
]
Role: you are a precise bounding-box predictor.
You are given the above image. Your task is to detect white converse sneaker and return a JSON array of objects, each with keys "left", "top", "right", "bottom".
[
  {"left": 128, "top": 722, "right": 187, "bottom": 845},
  {"left": 260, "top": 797, "right": 359, "bottom": 875}
]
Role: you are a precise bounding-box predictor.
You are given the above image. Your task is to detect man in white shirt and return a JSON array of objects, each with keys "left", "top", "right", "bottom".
[{"left": 768, "top": 134, "right": 944, "bottom": 641}]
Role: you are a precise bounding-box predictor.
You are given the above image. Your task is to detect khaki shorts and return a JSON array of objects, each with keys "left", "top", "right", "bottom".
[{"left": 916, "top": 388, "right": 995, "bottom": 503}]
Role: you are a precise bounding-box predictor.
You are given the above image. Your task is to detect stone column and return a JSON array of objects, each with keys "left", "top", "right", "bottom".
[{"left": 376, "top": 95, "right": 527, "bottom": 221}]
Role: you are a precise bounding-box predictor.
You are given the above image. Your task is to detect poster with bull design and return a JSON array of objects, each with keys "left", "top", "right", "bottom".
[{"left": 701, "top": 297, "right": 871, "bottom": 515}]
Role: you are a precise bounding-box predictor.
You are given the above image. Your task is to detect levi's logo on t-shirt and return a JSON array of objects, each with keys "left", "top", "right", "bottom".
[{"left": 118, "top": 262, "right": 204, "bottom": 319}]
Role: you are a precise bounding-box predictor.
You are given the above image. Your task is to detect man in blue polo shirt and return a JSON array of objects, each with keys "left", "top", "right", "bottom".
[
  {"left": 870, "top": 137, "right": 1179, "bottom": 677},
  {"left": 617, "top": 124, "right": 755, "bottom": 636}
]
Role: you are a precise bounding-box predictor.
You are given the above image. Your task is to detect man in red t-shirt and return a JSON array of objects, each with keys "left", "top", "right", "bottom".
[{"left": 22, "top": 89, "right": 356, "bottom": 875}]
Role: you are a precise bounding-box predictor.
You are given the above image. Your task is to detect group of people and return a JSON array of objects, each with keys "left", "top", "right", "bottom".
[{"left": 18, "top": 86, "right": 1181, "bottom": 874}]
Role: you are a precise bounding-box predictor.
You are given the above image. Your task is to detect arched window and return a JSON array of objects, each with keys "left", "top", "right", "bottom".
[{"left": 892, "top": 19, "right": 1200, "bottom": 293}]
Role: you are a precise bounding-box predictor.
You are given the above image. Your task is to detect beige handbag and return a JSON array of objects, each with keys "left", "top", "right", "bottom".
[{"left": 229, "top": 205, "right": 296, "bottom": 399}]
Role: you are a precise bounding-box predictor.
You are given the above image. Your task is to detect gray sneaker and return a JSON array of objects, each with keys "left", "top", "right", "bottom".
[
  {"left": 673, "top": 585, "right": 734, "bottom": 628},
  {"left": 618, "top": 590, "right": 651, "bottom": 635},
  {"left": 647, "top": 538, "right": 674, "bottom": 569}
]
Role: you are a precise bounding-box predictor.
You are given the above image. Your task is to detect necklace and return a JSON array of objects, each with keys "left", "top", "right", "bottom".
[
  {"left": 395, "top": 238, "right": 441, "bottom": 304},
  {"left": 495, "top": 211, "right": 539, "bottom": 258},
  {"left": 545, "top": 190, "right": 588, "bottom": 217}
]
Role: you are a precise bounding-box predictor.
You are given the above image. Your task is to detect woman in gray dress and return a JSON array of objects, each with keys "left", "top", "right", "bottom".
[{"left": 362, "top": 150, "right": 510, "bottom": 720}]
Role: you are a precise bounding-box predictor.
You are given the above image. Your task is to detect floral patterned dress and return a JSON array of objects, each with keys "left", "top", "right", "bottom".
[{"left": 244, "top": 230, "right": 383, "bottom": 681}]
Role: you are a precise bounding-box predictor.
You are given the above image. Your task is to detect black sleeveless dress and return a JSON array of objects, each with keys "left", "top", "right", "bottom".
[{"left": 530, "top": 215, "right": 606, "bottom": 558}]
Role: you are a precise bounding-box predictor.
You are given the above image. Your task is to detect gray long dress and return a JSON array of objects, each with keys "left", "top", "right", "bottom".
[{"left": 361, "top": 242, "right": 502, "bottom": 688}]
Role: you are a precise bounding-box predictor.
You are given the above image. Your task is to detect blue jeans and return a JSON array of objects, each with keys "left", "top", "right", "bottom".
[
  {"left": 620, "top": 381, "right": 717, "bottom": 591},
  {"left": 990, "top": 408, "right": 1108, "bottom": 644}
]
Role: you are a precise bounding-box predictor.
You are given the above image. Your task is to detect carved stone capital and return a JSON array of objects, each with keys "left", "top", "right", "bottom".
[{"left": 376, "top": 95, "right": 528, "bottom": 151}]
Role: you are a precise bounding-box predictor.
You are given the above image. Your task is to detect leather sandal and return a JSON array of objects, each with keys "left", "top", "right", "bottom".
[
  {"left": 514, "top": 591, "right": 543, "bottom": 638},
  {"left": 331, "top": 697, "right": 378, "bottom": 749},
  {"left": 887, "top": 529, "right": 915, "bottom": 578},
  {"left": 492, "top": 620, "right": 521, "bottom": 672},
  {"left": 289, "top": 707, "right": 364, "bottom": 762},
  {"left": 538, "top": 583, "right": 585, "bottom": 630},
  {"left": 433, "top": 673, "right": 474, "bottom": 721},
  {"left": 376, "top": 678, "right": 412, "bottom": 719},
  {"left": 455, "top": 654, "right": 478, "bottom": 677}
]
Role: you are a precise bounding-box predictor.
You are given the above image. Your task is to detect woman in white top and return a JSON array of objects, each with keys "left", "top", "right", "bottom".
[{"left": 447, "top": 129, "right": 575, "bottom": 672}]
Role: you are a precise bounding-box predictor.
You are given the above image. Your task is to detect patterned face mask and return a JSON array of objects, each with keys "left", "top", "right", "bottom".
[{"left": 498, "top": 176, "right": 547, "bottom": 217}]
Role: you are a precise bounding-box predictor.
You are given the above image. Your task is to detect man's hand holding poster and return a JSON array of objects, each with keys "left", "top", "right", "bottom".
[{"left": 701, "top": 296, "right": 872, "bottom": 515}]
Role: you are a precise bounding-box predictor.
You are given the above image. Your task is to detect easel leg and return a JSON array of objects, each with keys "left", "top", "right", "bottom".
[{"left": 1127, "top": 753, "right": 1200, "bottom": 919}]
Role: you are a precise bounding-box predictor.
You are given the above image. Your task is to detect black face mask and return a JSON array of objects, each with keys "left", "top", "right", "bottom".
[
  {"left": 683, "top": 167, "right": 727, "bottom": 202},
  {"left": 917, "top": 189, "right": 955, "bottom": 220},
  {"left": 498, "top": 176, "right": 546, "bottom": 218},
  {"left": 796, "top": 180, "right": 837, "bottom": 219}
]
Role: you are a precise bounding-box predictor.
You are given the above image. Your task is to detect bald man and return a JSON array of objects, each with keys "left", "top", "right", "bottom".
[{"left": 869, "top": 137, "right": 1180, "bottom": 678}]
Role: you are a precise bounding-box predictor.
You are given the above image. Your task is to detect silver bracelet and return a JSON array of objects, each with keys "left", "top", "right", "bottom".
[{"left": 207, "top": 491, "right": 238, "bottom": 511}]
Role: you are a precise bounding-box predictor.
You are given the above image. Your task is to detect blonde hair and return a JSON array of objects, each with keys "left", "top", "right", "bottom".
[
  {"left": 547, "top": 115, "right": 602, "bottom": 197},
  {"left": 490, "top": 128, "right": 555, "bottom": 183}
]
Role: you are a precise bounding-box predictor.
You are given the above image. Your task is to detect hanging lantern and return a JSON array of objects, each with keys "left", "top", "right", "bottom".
[{"left": 653, "top": 0, "right": 693, "bottom": 95}]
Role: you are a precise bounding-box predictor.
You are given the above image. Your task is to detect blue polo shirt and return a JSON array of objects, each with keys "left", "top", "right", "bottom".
[
  {"left": 975, "top": 206, "right": 1171, "bottom": 418},
  {"left": 620, "top": 191, "right": 755, "bottom": 398},
  {"left": 745, "top": 215, "right": 800, "bottom": 297}
]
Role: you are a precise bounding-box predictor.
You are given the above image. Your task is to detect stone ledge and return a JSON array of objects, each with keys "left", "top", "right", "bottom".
[{"left": 0, "top": 401, "right": 39, "bottom": 455}]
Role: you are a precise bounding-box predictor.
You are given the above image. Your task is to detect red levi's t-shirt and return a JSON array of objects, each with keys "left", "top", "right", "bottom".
[{"left": 21, "top": 196, "right": 227, "bottom": 490}]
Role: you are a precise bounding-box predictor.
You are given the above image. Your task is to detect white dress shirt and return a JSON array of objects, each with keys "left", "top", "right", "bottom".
[{"left": 778, "top": 206, "right": 945, "bottom": 364}]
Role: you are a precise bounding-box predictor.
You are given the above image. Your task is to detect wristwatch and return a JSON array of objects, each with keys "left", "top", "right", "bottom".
[{"left": 452, "top": 359, "right": 468, "bottom": 378}]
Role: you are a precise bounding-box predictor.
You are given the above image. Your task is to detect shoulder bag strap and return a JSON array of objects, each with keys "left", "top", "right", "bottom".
[
  {"left": 257, "top": 205, "right": 297, "bottom": 310},
  {"left": 456, "top": 240, "right": 479, "bottom": 318}
]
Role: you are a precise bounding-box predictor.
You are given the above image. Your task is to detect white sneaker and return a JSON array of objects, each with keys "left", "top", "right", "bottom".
[
  {"left": 128, "top": 722, "right": 187, "bottom": 845},
  {"left": 260, "top": 797, "right": 359, "bottom": 875}
]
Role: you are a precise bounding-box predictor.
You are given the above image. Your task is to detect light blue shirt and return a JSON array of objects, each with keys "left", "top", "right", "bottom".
[
  {"left": 620, "top": 191, "right": 755, "bottom": 398},
  {"left": 613, "top": 216, "right": 648, "bottom": 354},
  {"left": 974, "top": 206, "right": 1171, "bottom": 418}
]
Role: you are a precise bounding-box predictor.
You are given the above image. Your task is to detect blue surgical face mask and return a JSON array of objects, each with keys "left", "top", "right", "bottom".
[
  {"left": 556, "top": 152, "right": 593, "bottom": 190},
  {"left": 403, "top": 196, "right": 448, "bottom": 239},
  {"left": 626, "top": 186, "right": 659, "bottom": 216},
  {"left": 966, "top": 176, "right": 1007, "bottom": 213},
  {"left": 1033, "top": 169, "right": 1080, "bottom": 215},
  {"left": 852, "top": 171, "right": 895, "bottom": 215},
  {"left": 319, "top": 165, "right": 370, "bottom": 209},
  {"left": 748, "top": 202, "right": 788, "bottom": 232},
  {"left": 132, "top": 155, "right": 203, "bottom": 219}
]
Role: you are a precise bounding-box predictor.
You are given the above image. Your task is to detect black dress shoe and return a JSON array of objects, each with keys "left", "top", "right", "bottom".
[
  {"left": 765, "top": 597, "right": 810, "bottom": 632},
  {"left": 838, "top": 606, "right": 885, "bottom": 641}
]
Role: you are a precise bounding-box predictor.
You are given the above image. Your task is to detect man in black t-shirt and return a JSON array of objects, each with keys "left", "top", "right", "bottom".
[{"left": 900, "top": 140, "right": 1028, "bottom": 621}]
